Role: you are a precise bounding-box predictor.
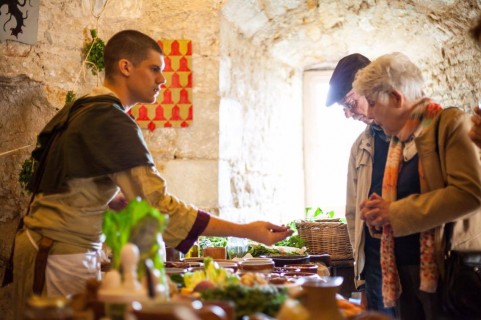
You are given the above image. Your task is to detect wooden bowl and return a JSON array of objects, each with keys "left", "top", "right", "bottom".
[
  {"left": 265, "top": 255, "right": 310, "bottom": 267},
  {"left": 238, "top": 260, "right": 275, "bottom": 273},
  {"left": 284, "top": 263, "right": 319, "bottom": 274},
  {"left": 283, "top": 271, "right": 320, "bottom": 280},
  {"left": 215, "top": 261, "right": 239, "bottom": 272}
]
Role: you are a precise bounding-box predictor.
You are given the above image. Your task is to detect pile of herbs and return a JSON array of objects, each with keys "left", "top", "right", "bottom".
[
  {"left": 273, "top": 220, "right": 305, "bottom": 248},
  {"left": 201, "top": 284, "right": 287, "bottom": 319},
  {"left": 247, "top": 244, "right": 281, "bottom": 257},
  {"left": 198, "top": 236, "right": 228, "bottom": 248},
  {"left": 247, "top": 220, "right": 306, "bottom": 257}
]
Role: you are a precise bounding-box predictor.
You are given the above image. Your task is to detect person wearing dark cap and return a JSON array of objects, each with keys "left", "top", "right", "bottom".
[{"left": 327, "top": 53, "right": 396, "bottom": 317}]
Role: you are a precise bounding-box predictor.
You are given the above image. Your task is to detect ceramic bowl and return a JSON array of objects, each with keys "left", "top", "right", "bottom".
[
  {"left": 164, "top": 267, "right": 187, "bottom": 275},
  {"left": 265, "top": 255, "right": 310, "bottom": 267},
  {"left": 165, "top": 261, "right": 190, "bottom": 269},
  {"left": 283, "top": 271, "right": 320, "bottom": 280},
  {"left": 182, "top": 257, "right": 205, "bottom": 263},
  {"left": 186, "top": 261, "right": 203, "bottom": 268},
  {"left": 215, "top": 261, "right": 239, "bottom": 272},
  {"left": 244, "top": 257, "right": 273, "bottom": 263},
  {"left": 238, "top": 260, "right": 275, "bottom": 273},
  {"left": 284, "top": 263, "right": 319, "bottom": 274}
]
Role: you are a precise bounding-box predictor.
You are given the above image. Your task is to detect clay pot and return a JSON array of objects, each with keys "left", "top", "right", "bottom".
[
  {"left": 295, "top": 276, "right": 344, "bottom": 320},
  {"left": 202, "top": 247, "right": 227, "bottom": 260}
]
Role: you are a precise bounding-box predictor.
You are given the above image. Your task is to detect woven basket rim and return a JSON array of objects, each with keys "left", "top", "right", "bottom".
[{"left": 295, "top": 219, "right": 353, "bottom": 260}]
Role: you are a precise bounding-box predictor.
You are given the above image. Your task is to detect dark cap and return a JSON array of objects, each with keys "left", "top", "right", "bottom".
[{"left": 326, "top": 53, "right": 370, "bottom": 107}]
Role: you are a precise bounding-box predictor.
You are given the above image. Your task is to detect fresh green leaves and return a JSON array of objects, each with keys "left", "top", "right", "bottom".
[
  {"left": 201, "top": 284, "right": 288, "bottom": 319},
  {"left": 198, "top": 236, "right": 228, "bottom": 249},
  {"left": 65, "top": 91, "right": 76, "bottom": 103},
  {"left": 274, "top": 234, "right": 305, "bottom": 248},
  {"left": 102, "top": 198, "right": 169, "bottom": 272},
  {"left": 82, "top": 29, "right": 105, "bottom": 76},
  {"left": 304, "top": 207, "right": 335, "bottom": 220},
  {"left": 247, "top": 243, "right": 280, "bottom": 257},
  {"left": 18, "top": 157, "right": 35, "bottom": 193}
]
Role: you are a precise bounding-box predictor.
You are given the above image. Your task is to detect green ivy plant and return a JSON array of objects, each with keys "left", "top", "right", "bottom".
[
  {"left": 82, "top": 29, "right": 105, "bottom": 76},
  {"left": 19, "top": 157, "right": 35, "bottom": 193},
  {"left": 66, "top": 90, "right": 76, "bottom": 103}
]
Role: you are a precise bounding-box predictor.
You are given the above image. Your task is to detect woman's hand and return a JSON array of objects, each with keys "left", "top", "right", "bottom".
[{"left": 360, "top": 193, "right": 391, "bottom": 229}]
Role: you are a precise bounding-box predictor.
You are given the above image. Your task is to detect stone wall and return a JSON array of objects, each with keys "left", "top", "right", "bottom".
[
  {"left": 218, "top": 20, "right": 305, "bottom": 224},
  {"left": 0, "top": 0, "right": 223, "bottom": 211}
]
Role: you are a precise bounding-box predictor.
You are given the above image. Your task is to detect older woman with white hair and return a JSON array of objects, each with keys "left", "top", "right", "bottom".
[{"left": 352, "top": 52, "right": 481, "bottom": 319}]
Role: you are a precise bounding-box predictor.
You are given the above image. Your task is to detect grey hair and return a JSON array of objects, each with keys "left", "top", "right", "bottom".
[{"left": 352, "top": 52, "right": 424, "bottom": 105}]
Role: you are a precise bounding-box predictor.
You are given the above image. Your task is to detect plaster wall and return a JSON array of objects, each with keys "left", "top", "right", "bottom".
[{"left": 218, "top": 19, "right": 305, "bottom": 224}]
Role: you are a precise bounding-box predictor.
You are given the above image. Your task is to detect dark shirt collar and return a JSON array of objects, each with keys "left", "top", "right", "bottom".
[{"left": 370, "top": 123, "right": 391, "bottom": 142}]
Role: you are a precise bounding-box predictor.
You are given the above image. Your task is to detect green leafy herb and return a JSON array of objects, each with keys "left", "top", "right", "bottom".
[
  {"left": 168, "top": 273, "right": 184, "bottom": 288},
  {"left": 82, "top": 29, "right": 105, "bottom": 76},
  {"left": 18, "top": 157, "right": 35, "bottom": 193},
  {"left": 201, "top": 284, "right": 288, "bottom": 319},
  {"left": 274, "top": 234, "right": 305, "bottom": 248},
  {"left": 247, "top": 244, "right": 280, "bottom": 257},
  {"left": 304, "top": 207, "right": 335, "bottom": 220},
  {"left": 198, "top": 236, "right": 228, "bottom": 248},
  {"left": 102, "top": 198, "right": 169, "bottom": 273},
  {"left": 65, "top": 90, "right": 76, "bottom": 103}
]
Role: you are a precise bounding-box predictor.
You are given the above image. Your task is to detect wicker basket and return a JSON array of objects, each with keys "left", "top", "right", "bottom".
[{"left": 296, "top": 218, "right": 353, "bottom": 260}]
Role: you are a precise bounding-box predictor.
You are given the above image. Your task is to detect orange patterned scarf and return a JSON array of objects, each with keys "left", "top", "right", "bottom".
[{"left": 381, "top": 98, "right": 442, "bottom": 307}]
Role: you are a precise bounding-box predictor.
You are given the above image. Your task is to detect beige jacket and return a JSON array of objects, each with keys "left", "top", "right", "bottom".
[
  {"left": 389, "top": 107, "right": 481, "bottom": 272},
  {"left": 346, "top": 107, "right": 481, "bottom": 288},
  {"left": 346, "top": 125, "right": 375, "bottom": 289}
]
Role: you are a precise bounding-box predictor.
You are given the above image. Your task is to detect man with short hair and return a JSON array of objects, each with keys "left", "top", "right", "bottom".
[
  {"left": 12, "top": 29, "right": 293, "bottom": 316},
  {"left": 326, "top": 53, "right": 396, "bottom": 317}
]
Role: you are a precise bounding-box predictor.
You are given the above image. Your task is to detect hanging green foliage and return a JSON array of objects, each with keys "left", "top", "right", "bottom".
[
  {"left": 19, "top": 157, "right": 35, "bottom": 193},
  {"left": 66, "top": 90, "right": 76, "bottom": 103},
  {"left": 82, "top": 29, "right": 105, "bottom": 76}
]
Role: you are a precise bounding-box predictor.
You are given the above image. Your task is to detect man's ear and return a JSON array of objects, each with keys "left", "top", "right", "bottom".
[
  {"left": 118, "top": 59, "right": 131, "bottom": 77},
  {"left": 391, "top": 89, "right": 404, "bottom": 108}
]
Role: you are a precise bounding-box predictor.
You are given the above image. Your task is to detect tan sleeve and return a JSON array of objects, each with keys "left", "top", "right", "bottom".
[
  {"left": 390, "top": 109, "right": 481, "bottom": 236},
  {"left": 110, "top": 165, "right": 204, "bottom": 249}
]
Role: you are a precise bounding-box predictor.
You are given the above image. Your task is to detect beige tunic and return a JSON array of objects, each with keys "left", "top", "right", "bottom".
[{"left": 14, "top": 166, "right": 203, "bottom": 319}]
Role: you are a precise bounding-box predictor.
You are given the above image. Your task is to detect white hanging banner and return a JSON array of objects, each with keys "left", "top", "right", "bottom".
[{"left": 0, "top": 0, "right": 40, "bottom": 44}]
